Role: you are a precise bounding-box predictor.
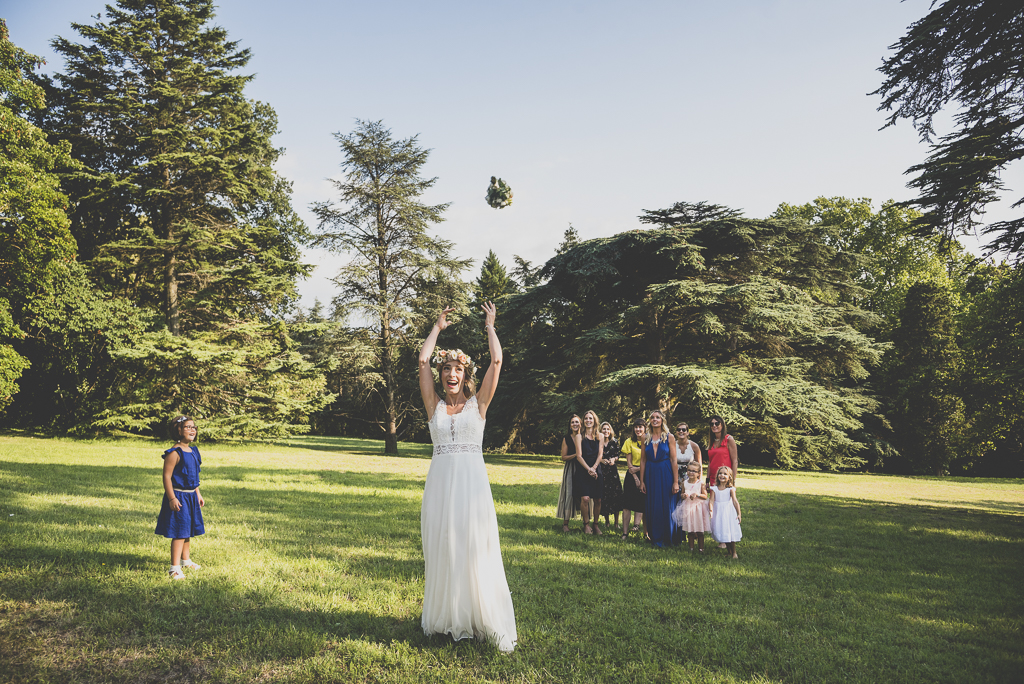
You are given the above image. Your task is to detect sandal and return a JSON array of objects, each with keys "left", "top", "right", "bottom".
[
  {"left": 621, "top": 533, "right": 629, "bottom": 540},
  {"left": 631, "top": 524, "right": 641, "bottom": 534},
  {"left": 168, "top": 568, "right": 185, "bottom": 580},
  {"left": 181, "top": 559, "right": 201, "bottom": 570}
]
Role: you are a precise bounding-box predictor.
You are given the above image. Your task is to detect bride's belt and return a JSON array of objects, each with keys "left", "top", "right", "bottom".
[{"left": 432, "top": 443, "right": 480, "bottom": 456}]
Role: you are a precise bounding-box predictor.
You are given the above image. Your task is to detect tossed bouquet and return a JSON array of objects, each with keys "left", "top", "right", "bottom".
[{"left": 486, "top": 176, "right": 513, "bottom": 209}]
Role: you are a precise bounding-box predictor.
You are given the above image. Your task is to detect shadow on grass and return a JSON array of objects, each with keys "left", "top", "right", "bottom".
[{"left": 2, "top": 459, "right": 1024, "bottom": 683}]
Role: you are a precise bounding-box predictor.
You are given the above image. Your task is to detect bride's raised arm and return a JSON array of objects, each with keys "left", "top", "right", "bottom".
[
  {"left": 419, "top": 307, "right": 454, "bottom": 420},
  {"left": 475, "top": 302, "right": 502, "bottom": 418}
]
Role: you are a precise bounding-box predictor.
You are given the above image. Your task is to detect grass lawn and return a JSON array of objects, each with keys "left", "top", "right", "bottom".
[{"left": 1, "top": 433, "right": 1022, "bottom": 683}]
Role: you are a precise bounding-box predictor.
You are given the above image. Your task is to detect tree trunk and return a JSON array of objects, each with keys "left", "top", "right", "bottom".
[
  {"left": 648, "top": 305, "right": 665, "bottom": 410},
  {"left": 166, "top": 250, "right": 179, "bottom": 336},
  {"left": 499, "top": 407, "right": 528, "bottom": 453},
  {"left": 379, "top": 310, "right": 399, "bottom": 455}
]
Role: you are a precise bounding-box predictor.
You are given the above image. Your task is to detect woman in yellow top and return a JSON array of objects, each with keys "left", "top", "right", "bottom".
[{"left": 619, "top": 418, "right": 646, "bottom": 540}]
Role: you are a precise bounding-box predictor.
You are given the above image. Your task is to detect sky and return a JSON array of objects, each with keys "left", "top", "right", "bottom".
[{"left": 6, "top": 0, "right": 1015, "bottom": 308}]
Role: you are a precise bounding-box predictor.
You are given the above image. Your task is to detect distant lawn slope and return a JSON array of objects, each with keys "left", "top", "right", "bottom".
[{"left": 1, "top": 434, "right": 1021, "bottom": 683}]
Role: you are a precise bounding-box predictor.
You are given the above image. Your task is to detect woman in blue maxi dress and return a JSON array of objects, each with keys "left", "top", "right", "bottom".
[{"left": 639, "top": 410, "right": 680, "bottom": 547}]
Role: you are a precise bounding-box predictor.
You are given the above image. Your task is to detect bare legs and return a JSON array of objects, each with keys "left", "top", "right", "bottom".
[
  {"left": 170, "top": 537, "right": 190, "bottom": 566},
  {"left": 620, "top": 510, "right": 643, "bottom": 539},
  {"left": 687, "top": 532, "right": 705, "bottom": 552},
  {"left": 581, "top": 496, "right": 593, "bottom": 534}
]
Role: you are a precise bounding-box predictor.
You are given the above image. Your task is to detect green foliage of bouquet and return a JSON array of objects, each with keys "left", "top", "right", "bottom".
[{"left": 486, "top": 176, "right": 513, "bottom": 209}]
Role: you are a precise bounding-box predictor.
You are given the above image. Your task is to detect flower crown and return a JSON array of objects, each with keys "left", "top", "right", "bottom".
[{"left": 432, "top": 348, "right": 476, "bottom": 374}]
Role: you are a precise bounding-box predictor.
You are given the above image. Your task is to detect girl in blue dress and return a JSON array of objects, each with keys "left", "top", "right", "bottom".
[
  {"left": 639, "top": 410, "right": 680, "bottom": 547},
  {"left": 155, "top": 415, "right": 206, "bottom": 580}
]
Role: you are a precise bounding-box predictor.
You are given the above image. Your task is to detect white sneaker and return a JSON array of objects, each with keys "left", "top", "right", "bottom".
[
  {"left": 181, "top": 559, "right": 201, "bottom": 570},
  {"left": 168, "top": 567, "right": 185, "bottom": 580}
]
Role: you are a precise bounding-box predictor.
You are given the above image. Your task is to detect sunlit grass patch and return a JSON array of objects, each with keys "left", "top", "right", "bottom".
[{"left": 0, "top": 435, "right": 1022, "bottom": 683}]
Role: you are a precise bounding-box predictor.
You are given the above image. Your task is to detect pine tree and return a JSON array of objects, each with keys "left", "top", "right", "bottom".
[
  {"left": 311, "top": 120, "right": 470, "bottom": 454},
  {"left": 874, "top": 0, "right": 1024, "bottom": 257},
  {"left": 42, "top": 0, "right": 307, "bottom": 334},
  {"left": 474, "top": 250, "right": 514, "bottom": 304},
  {"left": 17, "top": 2, "right": 331, "bottom": 438}
]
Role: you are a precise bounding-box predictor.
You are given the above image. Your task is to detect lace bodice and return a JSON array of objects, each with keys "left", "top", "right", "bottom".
[{"left": 428, "top": 395, "right": 485, "bottom": 455}]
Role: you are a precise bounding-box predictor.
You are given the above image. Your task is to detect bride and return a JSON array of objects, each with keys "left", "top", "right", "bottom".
[{"left": 417, "top": 301, "right": 517, "bottom": 652}]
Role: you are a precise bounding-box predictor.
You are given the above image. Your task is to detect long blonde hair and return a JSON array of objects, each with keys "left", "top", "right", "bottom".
[{"left": 645, "top": 410, "right": 667, "bottom": 444}]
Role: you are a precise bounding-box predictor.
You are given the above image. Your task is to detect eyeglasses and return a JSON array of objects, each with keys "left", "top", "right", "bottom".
[
  {"left": 710, "top": 421, "right": 721, "bottom": 426},
  {"left": 676, "top": 427, "right": 688, "bottom": 432}
]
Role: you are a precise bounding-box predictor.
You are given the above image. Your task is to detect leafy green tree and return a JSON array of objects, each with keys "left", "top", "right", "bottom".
[
  {"left": 0, "top": 19, "right": 79, "bottom": 412},
  {"left": 882, "top": 281, "right": 970, "bottom": 475},
  {"left": 287, "top": 301, "right": 380, "bottom": 438},
  {"left": 42, "top": 0, "right": 307, "bottom": 334},
  {"left": 12, "top": 2, "right": 331, "bottom": 438},
  {"left": 1, "top": 19, "right": 78, "bottom": 315},
  {"left": 0, "top": 299, "right": 30, "bottom": 413},
  {"left": 500, "top": 207, "right": 887, "bottom": 468},
  {"left": 874, "top": 0, "right": 1024, "bottom": 257},
  {"left": 92, "top": 320, "right": 335, "bottom": 438},
  {"left": 771, "top": 197, "right": 976, "bottom": 331},
  {"left": 959, "top": 263, "right": 1024, "bottom": 475},
  {"left": 311, "top": 120, "right": 470, "bottom": 453},
  {"left": 8, "top": 261, "right": 149, "bottom": 430}
]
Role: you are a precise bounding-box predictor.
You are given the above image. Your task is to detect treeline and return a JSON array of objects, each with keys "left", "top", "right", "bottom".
[{"left": 2, "top": 3, "right": 1022, "bottom": 476}]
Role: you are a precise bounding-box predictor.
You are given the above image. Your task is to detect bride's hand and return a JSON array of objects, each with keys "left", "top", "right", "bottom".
[
  {"left": 482, "top": 301, "right": 496, "bottom": 328},
  {"left": 436, "top": 306, "right": 456, "bottom": 330}
]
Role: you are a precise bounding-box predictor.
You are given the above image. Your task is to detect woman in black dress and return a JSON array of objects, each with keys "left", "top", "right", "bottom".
[
  {"left": 573, "top": 410, "right": 605, "bottom": 535},
  {"left": 557, "top": 415, "right": 582, "bottom": 532},
  {"left": 599, "top": 421, "right": 623, "bottom": 530},
  {"left": 619, "top": 418, "right": 646, "bottom": 540}
]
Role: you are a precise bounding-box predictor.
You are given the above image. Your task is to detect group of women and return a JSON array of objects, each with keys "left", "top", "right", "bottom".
[{"left": 556, "top": 410, "right": 739, "bottom": 548}]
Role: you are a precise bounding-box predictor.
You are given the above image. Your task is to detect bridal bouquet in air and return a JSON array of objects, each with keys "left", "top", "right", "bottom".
[{"left": 486, "top": 177, "right": 513, "bottom": 209}]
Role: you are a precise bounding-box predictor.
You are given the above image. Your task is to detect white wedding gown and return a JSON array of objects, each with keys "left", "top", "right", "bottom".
[{"left": 421, "top": 395, "right": 517, "bottom": 652}]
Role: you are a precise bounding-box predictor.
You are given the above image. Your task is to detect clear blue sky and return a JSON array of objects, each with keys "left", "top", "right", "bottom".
[{"left": 7, "top": 0, "right": 1008, "bottom": 307}]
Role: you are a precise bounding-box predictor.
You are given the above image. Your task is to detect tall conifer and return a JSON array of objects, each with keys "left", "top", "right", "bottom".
[
  {"left": 311, "top": 120, "right": 470, "bottom": 454},
  {"left": 43, "top": 0, "right": 307, "bottom": 334}
]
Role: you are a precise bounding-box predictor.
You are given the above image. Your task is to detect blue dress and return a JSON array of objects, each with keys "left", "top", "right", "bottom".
[
  {"left": 155, "top": 446, "right": 206, "bottom": 539},
  {"left": 644, "top": 438, "right": 678, "bottom": 547}
]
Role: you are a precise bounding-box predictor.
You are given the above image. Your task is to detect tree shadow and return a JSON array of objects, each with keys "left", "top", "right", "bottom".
[{"left": 3, "top": 459, "right": 1023, "bottom": 682}]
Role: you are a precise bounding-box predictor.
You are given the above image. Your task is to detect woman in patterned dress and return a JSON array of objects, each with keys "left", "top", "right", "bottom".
[{"left": 599, "top": 421, "right": 623, "bottom": 530}]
